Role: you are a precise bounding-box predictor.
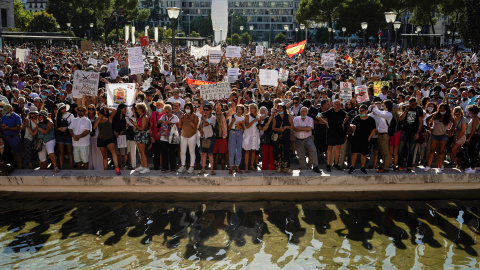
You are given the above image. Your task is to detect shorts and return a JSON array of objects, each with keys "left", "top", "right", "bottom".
[
  {"left": 38, "top": 139, "right": 56, "bottom": 162},
  {"left": 5, "top": 134, "right": 21, "bottom": 155},
  {"left": 56, "top": 135, "right": 72, "bottom": 145},
  {"left": 431, "top": 134, "right": 449, "bottom": 142},
  {"left": 213, "top": 138, "right": 227, "bottom": 154},
  {"left": 389, "top": 131, "right": 401, "bottom": 146},
  {"left": 97, "top": 137, "right": 116, "bottom": 148},
  {"left": 200, "top": 136, "right": 215, "bottom": 154},
  {"left": 351, "top": 138, "right": 371, "bottom": 155},
  {"left": 455, "top": 135, "right": 466, "bottom": 146},
  {"left": 370, "top": 138, "right": 379, "bottom": 150},
  {"left": 116, "top": 142, "right": 129, "bottom": 155},
  {"left": 326, "top": 134, "right": 345, "bottom": 146},
  {"left": 73, "top": 145, "right": 89, "bottom": 163}
]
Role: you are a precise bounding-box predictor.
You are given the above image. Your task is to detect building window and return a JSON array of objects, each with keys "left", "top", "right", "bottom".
[{"left": 1, "top": 9, "right": 6, "bottom": 28}]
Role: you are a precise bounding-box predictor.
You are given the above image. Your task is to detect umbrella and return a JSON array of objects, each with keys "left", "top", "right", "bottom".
[{"left": 418, "top": 63, "right": 433, "bottom": 71}]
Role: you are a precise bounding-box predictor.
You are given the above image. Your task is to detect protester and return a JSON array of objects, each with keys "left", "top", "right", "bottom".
[
  {"left": 199, "top": 104, "right": 216, "bottom": 174},
  {"left": 69, "top": 105, "right": 92, "bottom": 170},
  {"left": 293, "top": 107, "right": 321, "bottom": 173},
  {"left": 157, "top": 104, "right": 179, "bottom": 172},
  {"left": 178, "top": 102, "right": 198, "bottom": 174}
]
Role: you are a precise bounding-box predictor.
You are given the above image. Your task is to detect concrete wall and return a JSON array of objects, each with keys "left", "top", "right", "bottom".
[{"left": 0, "top": 0, "right": 15, "bottom": 30}]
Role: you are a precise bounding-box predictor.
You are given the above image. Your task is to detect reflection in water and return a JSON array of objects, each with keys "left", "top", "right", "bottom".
[{"left": 0, "top": 198, "right": 479, "bottom": 269}]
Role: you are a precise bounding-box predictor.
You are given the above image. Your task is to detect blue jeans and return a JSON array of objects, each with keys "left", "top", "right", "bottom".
[
  {"left": 228, "top": 130, "right": 243, "bottom": 167},
  {"left": 398, "top": 131, "right": 417, "bottom": 167}
]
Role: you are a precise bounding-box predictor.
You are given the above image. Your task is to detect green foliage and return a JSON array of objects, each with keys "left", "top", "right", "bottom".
[
  {"left": 190, "top": 31, "right": 201, "bottom": 38},
  {"left": 28, "top": 12, "right": 59, "bottom": 32},
  {"left": 314, "top": 28, "right": 329, "bottom": 43},
  {"left": 275, "top": 33, "right": 286, "bottom": 43},
  {"left": 241, "top": 32, "right": 251, "bottom": 44},
  {"left": 295, "top": 0, "right": 343, "bottom": 26},
  {"left": 14, "top": 0, "right": 33, "bottom": 31},
  {"left": 409, "top": 0, "right": 439, "bottom": 34},
  {"left": 335, "top": 0, "right": 384, "bottom": 37},
  {"left": 230, "top": 14, "right": 248, "bottom": 36},
  {"left": 459, "top": 0, "right": 480, "bottom": 47},
  {"left": 226, "top": 37, "right": 232, "bottom": 44},
  {"left": 182, "top": 15, "right": 213, "bottom": 37},
  {"left": 231, "top": 33, "right": 242, "bottom": 45}
]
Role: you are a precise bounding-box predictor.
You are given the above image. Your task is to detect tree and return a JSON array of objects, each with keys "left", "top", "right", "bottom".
[
  {"left": 13, "top": 0, "right": 33, "bottom": 31},
  {"left": 231, "top": 33, "right": 241, "bottom": 45},
  {"left": 190, "top": 31, "right": 201, "bottom": 38},
  {"left": 183, "top": 15, "right": 213, "bottom": 37},
  {"left": 335, "top": 0, "right": 384, "bottom": 38},
  {"left": 409, "top": 0, "right": 439, "bottom": 35},
  {"left": 28, "top": 12, "right": 59, "bottom": 32},
  {"left": 275, "top": 33, "right": 286, "bottom": 43},
  {"left": 440, "top": 0, "right": 466, "bottom": 46},
  {"left": 241, "top": 32, "right": 251, "bottom": 44},
  {"left": 459, "top": 0, "right": 480, "bottom": 47},
  {"left": 295, "top": 0, "right": 345, "bottom": 42}
]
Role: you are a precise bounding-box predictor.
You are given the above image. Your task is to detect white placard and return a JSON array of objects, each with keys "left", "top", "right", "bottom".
[
  {"left": 259, "top": 69, "right": 279, "bottom": 86},
  {"left": 209, "top": 50, "right": 222, "bottom": 64},
  {"left": 279, "top": 68, "right": 289, "bottom": 81},
  {"left": 355, "top": 85, "right": 369, "bottom": 103},
  {"left": 199, "top": 82, "right": 231, "bottom": 100},
  {"left": 127, "top": 47, "right": 144, "bottom": 75},
  {"left": 87, "top": 58, "right": 98, "bottom": 66},
  {"left": 339, "top": 82, "right": 352, "bottom": 102},
  {"left": 117, "top": 135, "right": 127, "bottom": 148},
  {"left": 225, "top": 46, "right": 241, "bottom": 58},
  {"left": 107, "top": 61, "right": 118, "bottom": 78},
  {"left": 166, "top": 75, "right": 176, "bottom": 83},
  {"left": 255, "top": 45, "right": 264, "bottom": 56},
  {"left": 106, "top": 83, "right": 136, "bottom": 108},
  {"left": 227, "top": 68, "right": 239, "bottom": 83},
  {"left": 16, "top": 48, "right": 27, "bottom": 62},
  {"left": 190, "top": 45, "right": 222, "bottom": 59},
  {"left": 321, "top": 53, "right": 336, "bottom": 68},
  {"left": 72, "top": 70, "right": 99, "bottom": 98}
]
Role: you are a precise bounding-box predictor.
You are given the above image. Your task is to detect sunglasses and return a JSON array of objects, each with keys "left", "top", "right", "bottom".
[{"left": 88, "top": 108, "right": 95, "bottom": 111}]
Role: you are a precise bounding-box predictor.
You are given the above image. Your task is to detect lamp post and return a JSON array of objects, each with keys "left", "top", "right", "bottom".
[
  {"left": 300, "top": 23, "right": 305, "bottom": 41},
  {"left": 333, "top": 29, "right": 336, "bottom": 46},
  {"left": 342, "top": 27, "right": 346, "bottom": 45},
  {"left": 188, "top": 14, "right": 190, "bottom": 36},
  {"left": 393, "top": 21, "right": 401, "bottom": 59},
  {"left": 90, "top": 23, "right": 94, "bottom": 41},
  {"left": 447, "top": 30, "right": 451, "bottom": 46},
  {"left": 361, "top": 22, "right": 368, "bottom": 47},
  {"left": 220, "top": 28, "right": 223, "bottom": 43},
  {"left": 284, "top": 25, "right": 288, "bottom": 42},
  {"left": 249, "top": 25, "right": 253, "bottom": 43},
  {"left": 328, "top": 27, "right": 332, "bottom": 46},
  {"left": 295, "top": 27, "right": 298, "bottom": 42},
  {"left": 230, "top": 11, "right": 234, "bottom": 44},
  {"left": 416, "top": 25, "right": 422, "bottom": 47},
  {"left": 67, "top": 23, "right": 71, "bottom": 36},
  {"left": 384, "top": 11, "right": 397, "bottom": 58},
  {"left": 167, "top": 7, "right": 180, "bottom": 68}
]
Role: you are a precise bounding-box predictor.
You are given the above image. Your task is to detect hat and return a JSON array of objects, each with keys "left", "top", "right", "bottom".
[
  {"left": 468, "top": 88, "right": 476, "bottom": 94},
  {"left": 29, "top": 106, "right": 39, "bottom": 114},
  {"left": 2, "top": 104, "right": 12, "bottom": 113},
  {"left": 153, "top": 99, "right": 164, "bottom": 106},
  {"left": 52, "top": 67, "right": 58, "bottom": 71},
  {"left": 56, "top": 103, "right": 70, "bottom": 113},
  {"left": 38, "top": 110, "right": 48, "bottom": 117},
  {"left": 144, "top": 87, "right": 156, "bottom": 95}
]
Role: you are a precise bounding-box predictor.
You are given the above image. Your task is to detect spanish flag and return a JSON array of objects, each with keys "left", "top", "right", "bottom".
[
  {"left": 345, "top": 54, "right": 353, "bottom": 64},
  {"left": 286, "top": 40, "right": 307, "bottom": 58}
]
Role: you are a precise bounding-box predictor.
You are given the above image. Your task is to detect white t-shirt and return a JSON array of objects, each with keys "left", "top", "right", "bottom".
[
  {"left": 69, "top": 116, "right": 92, "bottom": 147},
  {"left": 159, "top": 114, "right": 179, "bottom": 141},
  {"left": 167, "top": 97, "right": 185, "bottom": 109},
  {"left": 229, "top": 115, "right": 245, "bottom": 129}
]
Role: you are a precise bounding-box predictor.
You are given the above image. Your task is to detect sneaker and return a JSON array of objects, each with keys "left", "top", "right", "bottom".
[
  {"left": 397, "top": 166, "right": 403, "bottom": 171},
  {"left": 348, "top": 166, "right": 355, "bottom": 174},
  {"left": 283, "top": 168, "right": 293, "bottom": 174},
  {"left": 115, "top": 167, "right": 121, "bottom": 175},
  {"left": 210, "top": 170, "right": 216, "bottom": 175},
  {"left": 313, "top": 167, "right": 322, "bottom": 173},
  {"left": 187, "top": 167, "right": 194, "bottom": 174},
  {"left": 326, "top": 165, "right": 332, "bottom": 172},
  {"left": 333, "top": 164, "right": 342, "bottom": 171},
  {"left": 135, "top": 166, "right": 144, "bottom": 172},
  {"left": 465, "top": 168, "right": 476, "bottom": 174},
  {"left": 198, "top": 169, "right": 205, "bottom": 174},
  {"left": 424, "top": 166, "right": 430, "bottom": 172},
  {"left": 441, "top": 165, "right": 444, "bottom": 171},
  {"left": 54, "top": 167, "right": 60, "bottom": 173},
  {"left": 178, "top": 166, "right": 186, "bottom": 173},
  {"left": 406, "top": 167, "right": 412, "bottom": 173},
  {"left": 140, "top": 167, "right": 150, "bottom": 174},
  {"left": 360, "top": 167, "right": 367, "bottom": 174}
]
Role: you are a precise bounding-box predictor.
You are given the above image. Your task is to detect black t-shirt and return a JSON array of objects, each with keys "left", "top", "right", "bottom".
[
  {"left": 401, "top": 105, "right": 423, "bottom": 133},
  {"left": 321, "top": 108, "right": 347, "bottom": 137},
  {"left": 259, "top": 100, "right": 274, "bottom": 111},
  {"left": 351, "top": 116, "right": 376, "bottom": 141}
]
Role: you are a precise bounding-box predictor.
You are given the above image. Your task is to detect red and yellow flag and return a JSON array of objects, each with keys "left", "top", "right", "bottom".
[
  {"left": 345, "top": 54, "right": 353, "bottom": 64},
  {"left": 285, "top": 40, "right": 307, "bottom": 58}
]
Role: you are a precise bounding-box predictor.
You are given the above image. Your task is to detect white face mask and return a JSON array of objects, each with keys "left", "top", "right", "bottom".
[
  {"left": 185, "top": 109, "right": 191, "bottom": 114},
  {"left": 260, "top": 114, "right": 265, "bottom": 117},
  {"left": 427, "top": 107, "right": 434, "bottom": 113}
]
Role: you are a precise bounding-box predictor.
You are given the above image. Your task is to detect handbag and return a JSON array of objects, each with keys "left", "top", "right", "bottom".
[
  {"left": 32, "top": 137, "right": 43, "bottom": 152},
  {"left": 169, "top": 124, "right": 180, "bottom": 144},
  {"left": 271, "top": 116, "right": 283, "bottom": 142},
  {"left": 201, "top": 138, "right": 212, "bottom": 148}
]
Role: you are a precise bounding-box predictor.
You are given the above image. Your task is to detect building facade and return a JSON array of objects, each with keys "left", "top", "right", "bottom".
[
  {"left": 140, "top": 0, "right": 302, "bottom": 42},
  {"left": 0, "top": 0, "right": 15, "bottom": 30}
]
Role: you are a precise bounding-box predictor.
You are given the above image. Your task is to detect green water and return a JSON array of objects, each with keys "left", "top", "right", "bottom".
[{"left": 0, "top": 198, "right": 479, "bottom": 269}]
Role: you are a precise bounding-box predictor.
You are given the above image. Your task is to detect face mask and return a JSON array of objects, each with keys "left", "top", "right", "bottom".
[
  {"left": 427, "top": 107, "right": 434, "bottom": 112},
  {"left": 389, "top": 68, "right": 392, "bottom": 72},
  {"left": 278, "top": 111, "right": 284, "bottom": 115},
  {"left": 137, "top": 99, "right": 142, "bottom": 103},
  {"left": 360, "top": 113, "right": 366, "bottom": 117},
  {"left": 260, "top": 114, "right": 265, "bottom": 117},
  {"left": 185, "top": 109, "right": 191, "bottom": 114},
  {"left": 41, "top": 95, "right": 47, "bottom": 99},
  {"left": 440, "top": 111, "right": 446, "bottom": 115},
  {"left": 5, "top": 113, "right": 11, "bottom": 117},
  {"left": 301, "top": 116, "right": 306, "bottom": 119},
  {"left": 156, "top": 108, "right": 162, "bottom": 113}
]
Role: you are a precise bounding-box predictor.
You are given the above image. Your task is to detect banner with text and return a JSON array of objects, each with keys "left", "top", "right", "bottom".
[
  {"left": 259, "top": 69, "right": 279, "bottom": 86},
  {"left": 199, "top": 82, "right": 231, "bottom": 100},
  {"left": 72, "top": 70, "right": 100, "bottom": 98},
  {"left": 128, "top": 47, "right": 144, "bottom": 75},
  {"left": 355, "top": 85, "right": 369, "bottom": 103},
  {"left": 208, "top": 50, "right": 222, "bottom": 64},
  {"left": 225, "top": 46, "right": 241, "bottom": 58}
]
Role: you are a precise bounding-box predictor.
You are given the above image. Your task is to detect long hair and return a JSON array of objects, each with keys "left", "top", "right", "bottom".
[
  {"left": 113, "top": 103, "right": 126, "bottom": 123},
  {"left": 435, "top": 103, "right": 451, "bottom": 125}
]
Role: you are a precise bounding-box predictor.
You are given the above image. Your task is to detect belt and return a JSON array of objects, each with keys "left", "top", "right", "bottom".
[{"left": 5, "top": 133, "right": 19, "bottom": 138}]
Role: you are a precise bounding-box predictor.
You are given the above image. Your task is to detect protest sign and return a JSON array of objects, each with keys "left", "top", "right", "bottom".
[
  {"left": 373, "top": 81, "right": 389, "bottom": 96},
  {"left": 321, "top": 53, "right": 335, "bottom": 68},
  {"left": 140, "top": 36, "right": 149, "bottom": 46},
  {"left": 190, "top": 45, "right": 222, "bottom": 59},
  {"left": 72, "top": 70, "right": 100, "bottom": 98},
  {"left": 107, "top": 61, "right": 118, "bottom": 78},
  {"left": 0, "top": 54, "right": 7, "bottom": 64},
  {"left": 278, "top": 68, "right": 289, "bottom": 81},
  {"left": 16, "top": 48, "right": 27, "bottom": 62},
  {"left": 199, "top": 82, "right": 231, "bottom": 100},
  {"left": 81, "top": 41, "right": 92, "bottom": 52},
  {"left": 208, "top": 50, "right": 222, "bottom": 64},
  {"left": 255, "top": 45, "right": 264, "bottom": 56},
  {"left": 87, "top": 58, "right": 98, "bottom": 66},
  {"left": 127, "top": 47, "right": 144, "bottom": 74},
  {"left": 259, "top": 69, "right": 279, "bottom": 86},
  {"left": 166, "top": 75, "right": 176, "bottom": 83},
  {"left": 186, "top": 78, "right": 217, "bottom": 86},
  {"left": 28, "top": 52, "right": 39, "bottom": 62},
  {"left": 355, "top": 85, "right": 369, "bottom": 103},
  {"left": 227, "top": 68, "right": 239, "bottom": 83},
  {"left": 225, "top": 46, "right": 241, "bottom": 58},
  {"left": 339, "top": 82, "right": 353, "bottom": 102},
  {"left": 106, "top": 83, "right": 136, "bottom": 108}
]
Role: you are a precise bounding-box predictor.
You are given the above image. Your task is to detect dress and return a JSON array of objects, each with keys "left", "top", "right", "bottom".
[
  {"left": 88, "top": 117, "right": 104, "bottom": 170},
  {"left": 134, "top": 115, "right": 150, "bottom": 144},
  {"left": 243, "top": 114, "right": 260, "bottom": 150}
]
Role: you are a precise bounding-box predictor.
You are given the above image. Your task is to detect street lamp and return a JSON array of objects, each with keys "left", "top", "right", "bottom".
[
  {"left": 416, "top": 25, "right": 422, "bottom": 47},
  {"left": 167, "top": 7, "right": 180, "bottom": 68},
  {"left": 300, "top": 23, "right": 305, "bottom": 41},
  {"left": 342, "top": 27, "right": 346, "bottom": 45},
  {"left": 284, "top": 25, "right": 288, "bottom": 42},
  {"left": 447, "top": 30, "right": 451, "bottom": 46},
  {"left": 220, "top": 27, "right": 223, "bottom": 43},
  {"left": 384, "top": 11, "right": 397, "bottom": 58},
  {"left": 240, "top": 26, "right": 244, "bottom": 32},
  {"left": 328, "top": 27, "right": 332, "bottom": 46},
  {"left": 249, "top": 25, "right": 253, "bottom": 42},
  {"left": 230, "top": 11, "right": 234, "bottom": 44},
  {"left": 333, "top": 29, "right": 336, "bottom": 45},
  {"left": 90, "top": 23, "right": 94, "bottom": 41},
  {"left": 361, "top": 22, "right": 368, "bottom": 46},
  {"left": 187, "top": 14, "right": 190, "bottom": 36},
  {"left": 295, "top": 27, "right": 298, "bottom": 42},
  {"left": 393, "top": 21, "right": 401, "bottom": 59}
]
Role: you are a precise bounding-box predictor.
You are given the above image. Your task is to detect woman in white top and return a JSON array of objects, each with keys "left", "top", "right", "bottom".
[
  {"left": 243, "top": 104, "right": 260, "bottom": 173},
  {"left": 22, "top": 107, "right": 39, "bottom": 169}
]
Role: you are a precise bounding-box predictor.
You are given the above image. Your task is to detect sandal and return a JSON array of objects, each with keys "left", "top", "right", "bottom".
[
  {"left": 210, "top": 170, "right": 216, "bottom": 175},
  {"left": 244, "top": 170, "right": 250, "bottom": 173},
  {"left": 250, "top": 166, "right": 257, "bottom": 172},
  {"left": 235, "top": 167, "right": 243, "bottom": 174},
  {"left": 229, "top": 168, "right": 233, "bottom": 174},
  {"left": 198, "top": 169, "right": 205, "bottom": 174}
]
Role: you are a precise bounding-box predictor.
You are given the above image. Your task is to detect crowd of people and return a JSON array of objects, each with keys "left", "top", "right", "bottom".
[{"left": 0, "top": 41, "right": 478, "bottom": 176}]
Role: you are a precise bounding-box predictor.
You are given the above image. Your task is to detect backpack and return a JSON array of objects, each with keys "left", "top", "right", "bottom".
[{"left": 385, "top": 117, "right": 397, "bottom": 136}]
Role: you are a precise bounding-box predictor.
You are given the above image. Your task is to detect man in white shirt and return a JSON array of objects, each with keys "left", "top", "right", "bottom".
[
  {"left": 68, "top": 106, "right": 92, "bottom": 170},
  {"left": 167, "top": 88, "right": 185, "bottom": 109},
  {"left": 371, "top": 99, "right": 393, "bottom": 173},
  {"left": 293, "top": 107, "right": 321, "bottom": 173}
]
